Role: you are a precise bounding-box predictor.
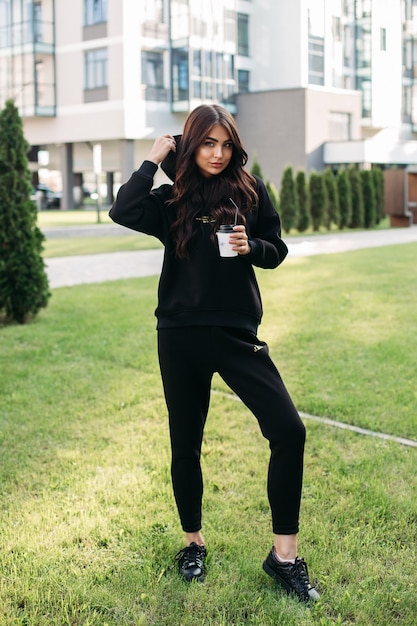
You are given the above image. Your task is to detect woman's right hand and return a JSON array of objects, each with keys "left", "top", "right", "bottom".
[{"left": 147, "top": 135, "right": 176, "bottom": 165}]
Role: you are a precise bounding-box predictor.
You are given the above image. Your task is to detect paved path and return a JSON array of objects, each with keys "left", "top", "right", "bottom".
[{"left": 45, "top": 226, "right": 417, "bottom": 288}]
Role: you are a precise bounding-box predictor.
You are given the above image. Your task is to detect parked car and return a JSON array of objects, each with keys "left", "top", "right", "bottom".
[{"left": 31, "top": 184, "right": 62, "bottom": 209}]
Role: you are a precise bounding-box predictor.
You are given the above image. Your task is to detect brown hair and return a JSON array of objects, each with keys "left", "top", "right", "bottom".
[{"left": 168, "top": 104, "right": 258, "bottom": 258}]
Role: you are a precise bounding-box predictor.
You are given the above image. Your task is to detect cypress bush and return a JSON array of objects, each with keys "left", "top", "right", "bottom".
[
  {"left": 360, "top": 169, "right": 377, "bottom": 228},
  {"left": 266, "top": 180, "right": 280, "bottom": 211},
  {"left": 0, "top": 99, "right": 50, "bottom": 324},
  {"left": 309, "top": 170, "right": 326, "bottom": 231},
  {"left": 323, "top": 168, "right": 340, "bottom": 230},
  {"left": 295, "top": 170, "right": 310, "bottom": 232},
  {"left": 348, "top": 165, "right": 364, "bottom": 228},
  {"left": 372, "top": 166, "right": 385, "bottom": 223},
  {"left": 250, "top": 155, "right": 263, "bottom": 179},
  {"left": 337, "top": 168, "right": 352, "bottom": 229},
  {"left": 279, "top": 166, "right": 298, "bottom": 233}
]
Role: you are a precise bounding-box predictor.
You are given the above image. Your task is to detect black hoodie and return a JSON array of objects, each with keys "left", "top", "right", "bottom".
[{"left": 109, "top": 160, "right": 288, "bottom": 333}]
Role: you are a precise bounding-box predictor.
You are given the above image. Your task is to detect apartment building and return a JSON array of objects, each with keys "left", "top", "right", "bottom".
[{"left": 0, "top": 0, "right": 416, "bottom": 208}]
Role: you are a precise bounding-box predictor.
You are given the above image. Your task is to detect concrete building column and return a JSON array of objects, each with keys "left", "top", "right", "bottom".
[
  {"left": 60, "top": 142, "right": 74, "bottom": 210},
  {"left": 106, "top": 171, "right": 114, "bottom": 204},
  {"left": 120, "top": 139, "right": 135, "bottom": 184}
]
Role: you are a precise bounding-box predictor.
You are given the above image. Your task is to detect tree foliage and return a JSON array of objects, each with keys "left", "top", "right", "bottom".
[
  {"left": 250, "top": 155, "right": 263, "bottom": 179},
  {"left": 279, "top": 166, "right": 298, "bottom": 233},
  {"left": 360, "top": 169, "right": 376, "bottom": 228},
  {"left": 337, "top": 168, "right": 352, "bottom": 229},
  {"left": 295, "top": 170, "right": 310, "bottom": 232},
  {"left": 266, "top": 180, "right": 279, "bottom": 211},
  {"left": 372, "top": 166, "right": 385, "bottom": 223},
  {"left": 309, "top": 170, "right": 327, "bottom": 231},
  {"left": 323, "top": 168, "right": 340, "bottom": 229},
  {"left": 348, "top": 165, "right": 364, "bottom": 228},
  {"left": 0, "top": 99, "right": 50, "bottom": 324}
]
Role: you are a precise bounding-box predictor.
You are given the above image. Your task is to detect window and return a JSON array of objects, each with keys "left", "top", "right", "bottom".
[
  {"left": 85, "top": 48, "right": 108, "bottom": 89},
  {"left": 142, "top": 51, "right": 167, "bottom": 101},
  {"left": 356, "top": 24, "right": 371, "bottom": 68},
  {"left": 237, "top": 13, "right": 249, "bottom": 56},
  {"left": 342, "top": 0, "right": 355, "bottom": 17},
  {"left": 144, "top": 0, "right": 167, "bottom": 23},
  {"left": 309, "top": 39, "right": 324, "bottom": 85},
  {"left": 224, "top": 9, "right": 236, "bottom": 43},
  {"left": 380, "top": 27, "right": 387, "bottom": 51},
  {"left": 357, "top": 77, "right": 371, "bottom": 118},
  {"left": 402, "top": 85, "right": 412, "bottom": 123},
  {"left": 332, "top": 16, "right": 341, "bottom": 42},
  {"left": 84, "top": 0, "right": 107, "bottom": 26},
  {"left": 308, "top": 3, "right": 325, "bottom": 85},
  {"left": 172, "top": 48, "right": 189, "bottom": 103},
  {"left": 238, "top": 69, "right": 249, "bottom": 93},
  {"left": 355, "top": 0, "right": 371, "bottom": 18}
]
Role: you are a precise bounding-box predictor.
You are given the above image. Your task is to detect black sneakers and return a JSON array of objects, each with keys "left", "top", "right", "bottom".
[
  {"left": 174, "top": 542, "right": 320, "bottom": 601},
  {"left": 263, "top": 548, "right": 320, "bottom": 603},
  {"left": 175, "top": 542, "right": 207, "bottom": 582}
]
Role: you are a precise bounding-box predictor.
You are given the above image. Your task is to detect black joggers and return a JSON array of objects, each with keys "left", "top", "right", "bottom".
[{"left": 157, "top": 326, "right": 306, "bottom": 536}]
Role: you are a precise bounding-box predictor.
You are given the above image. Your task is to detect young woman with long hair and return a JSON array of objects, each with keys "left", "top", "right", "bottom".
[{"left": 109, "top": 104, "right": 320, "bottom": 602}]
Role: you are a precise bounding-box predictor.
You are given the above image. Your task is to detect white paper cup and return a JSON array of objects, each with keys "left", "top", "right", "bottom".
[{"left": 216, "top": 225, "right": 237, "bottom": 257}]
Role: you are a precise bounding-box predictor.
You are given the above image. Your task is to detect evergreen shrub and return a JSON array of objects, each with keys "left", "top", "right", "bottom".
[
  {"left": 295, "top": 170, "right": 310, "bottom": 232},
  {"left": 279, "top": 166, "right": 298, "bottom": 233},
  {"left": 337, "top": 168, "right": 352, "bottom": 229},
  {"left": 0, "top": 100, "right": 50, "bottom": 324},
  {"left": 309, "top": 170, "right": 327, "bottom": 231}
]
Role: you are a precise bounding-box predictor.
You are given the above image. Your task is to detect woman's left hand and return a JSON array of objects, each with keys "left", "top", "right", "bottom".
[{"left": 230, "top": 225, "right": 251, "bottom": 256}]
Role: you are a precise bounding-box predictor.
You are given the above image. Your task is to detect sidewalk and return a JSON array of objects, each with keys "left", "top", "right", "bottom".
[{"left": 45, "top": 226, "right": 417, "bottom": 289}]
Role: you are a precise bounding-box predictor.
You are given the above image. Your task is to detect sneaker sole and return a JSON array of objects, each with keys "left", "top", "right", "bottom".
[
  {"left": 263, "top": 559, "right": 319, "bottom": 602},
  {"left": 181, "top": 572, "right": 205, "bottom": 583}
]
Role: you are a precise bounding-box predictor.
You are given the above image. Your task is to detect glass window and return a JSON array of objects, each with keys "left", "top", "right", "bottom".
[
  {"left": 193, "top": 49, "right": 201, "bottom": 76},
  {"left": 144, "top": 0, "right": 167, "bottom": 23},
  {"left": 224, "top": 53, "right": 234, "bottom": 80},
  {"left": 192, "top": 80, "right": 201, "bottom": 98},
  {"left": 172, "top": 47, "right": 189, "bottom": 102},
  {"left": 308, "top": 39, "right": 324, "bottom": 85},
  {"left": 215, "top": 52, "right": 223, "bottom": 79},
  {"left": 308, "top": 2, "right": 325, "bottom": 85},
  {"left": 238, "top": 69, "right": 249, "bottom": 93},
  {"left": 237, "top": 13, "right": 249, "bottom": 56},
  {"left": 380, "top": 27, "right": 387, "bottom": 51},
  {"left": 357, "top": 77, "right": 371, "bottom": 117},
  {"left": 85, "top": 48, "right": 108, "bottom": 89},
  {"left": 142, "top": 50, "right": 167, "bottom": 101},
  {"left": 142, "top": 51, "right": 164, "bottom": 87},
  {"left": 84, "top": 0, "right": 108, "bottom": 26},
  {"left": 402, "top": 85, "right": 412, "bottom": 123},
  {"left": 0, "top": 0, "right": 11, "bottom": 48},
  {"left": 224, "top": 9, "right": 236, "bottom": 43},
  {"left": 332, "top": 16, "right": 341, "bottom": 42},
  {"left": 204, "top": 50, "right": 212, "bottom": 78}
]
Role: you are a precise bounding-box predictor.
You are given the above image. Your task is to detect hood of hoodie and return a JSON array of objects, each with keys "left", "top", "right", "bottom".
[{"left": 160, "top": 135, "right": 182, "bottom": 182}]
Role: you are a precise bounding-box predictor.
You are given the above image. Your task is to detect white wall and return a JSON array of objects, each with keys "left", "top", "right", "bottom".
[
  {"left": 370, "top": 0, "right": 403, "bottom": 129},
  {"left": 248, "top": 0, "right": 307, "bottom": 91}
]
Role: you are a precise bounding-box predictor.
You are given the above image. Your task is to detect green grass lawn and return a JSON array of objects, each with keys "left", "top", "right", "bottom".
[
  {"left": 39, "top": 211, "right": 390, "bottom": 259},
  {"left": 43, "top": 235, "right": 163, "bottom": 258},
  {"left": 0, "top": 244, "right": 416, "bottom": 625},
  {"left": 37, "top": 209, "right": 114, "bottom": 227}
]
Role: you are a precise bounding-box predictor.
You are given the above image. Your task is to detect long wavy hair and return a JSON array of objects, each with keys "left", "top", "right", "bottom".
[{"left": 168, "top": 104, "right": 258, "bottom": 259}]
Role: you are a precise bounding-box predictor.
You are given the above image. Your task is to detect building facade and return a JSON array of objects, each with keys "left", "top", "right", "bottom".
[{"left": 0, "top": 0, "right": 416, "bottom": 207}]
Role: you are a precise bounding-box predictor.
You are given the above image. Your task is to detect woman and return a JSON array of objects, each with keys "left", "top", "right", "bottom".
[{"left": 109, "top": 104, "right": 319, "bottom": 602}]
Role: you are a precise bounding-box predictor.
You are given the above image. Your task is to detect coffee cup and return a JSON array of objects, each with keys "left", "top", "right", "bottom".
[{"left": 216, "top": 225, "right": 237, "bottom": 257}]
